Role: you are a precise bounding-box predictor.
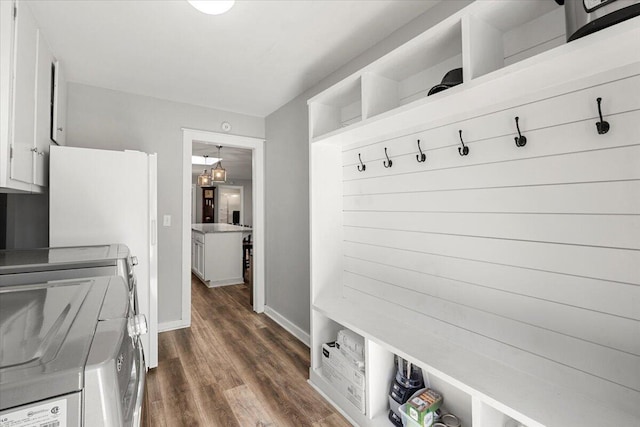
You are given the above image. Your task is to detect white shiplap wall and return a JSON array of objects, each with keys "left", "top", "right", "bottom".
[{"left": 340, "top": 71, "right": 640, "bottom": 406}]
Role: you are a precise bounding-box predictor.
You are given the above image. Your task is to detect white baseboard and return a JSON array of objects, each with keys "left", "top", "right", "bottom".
[
  {"left": 264, "top": 305, "right": 310, "bottom": 347},
  {"left": 206, "top": 277, "right": 245, "bottom": 288},
  {"left": 158, "top": 319, "right": 190, "bottom": 332}
]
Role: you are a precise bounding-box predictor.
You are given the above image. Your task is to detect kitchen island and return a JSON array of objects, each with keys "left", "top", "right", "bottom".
[{"left": 191, "top": 223, "right": 251, "bottom": 287}]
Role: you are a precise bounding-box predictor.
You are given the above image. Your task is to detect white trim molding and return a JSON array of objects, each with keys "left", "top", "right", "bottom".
[
  {"left": 158, "top": 319, "right": 191, "bottom": 333},
  {"left": 182, "top": 128, "right": 266, "bottom": 330},
  {"left": 264, "top": 305, "right": 311, "bottom": 347}
]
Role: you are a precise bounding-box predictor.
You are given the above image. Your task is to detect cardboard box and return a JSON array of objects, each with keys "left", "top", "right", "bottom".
[
  {"left": 322, "top": 342, "right": 365, "bottom": 387},
  {"left": 321, "top": 343, "right": 365, "bottom": 414},
  {"left": 336, "top": 329, "right": 365, "bottom": 360},
  {"left": 405, "top": 388, "right": 442, "bottom": 426},
  {"left": 334, "top": 341, "right": 365, "bottom": 371}
]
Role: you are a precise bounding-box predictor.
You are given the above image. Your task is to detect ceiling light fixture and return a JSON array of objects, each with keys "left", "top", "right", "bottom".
[
  {"left": 197, "top": 155, "right": 213, "bottom": 186},
  {"left": 212, "top": 146, "right": 226, "bottom": 182},
  {"left": 188, "top": 0, "right": 235, "bottom": 15}
]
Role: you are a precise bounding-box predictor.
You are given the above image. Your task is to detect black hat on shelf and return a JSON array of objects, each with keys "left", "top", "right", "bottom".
[{"left": 427, "top": 68, "right": 463, "bottom": 96}]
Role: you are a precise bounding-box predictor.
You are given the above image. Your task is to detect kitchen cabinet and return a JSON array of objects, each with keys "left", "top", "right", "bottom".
[
  {"left": 33, "top": 29, "right": 54, "bottom": 187},
  {"left": 192, "top": 233, "right": 205, "bottom": 279},
  {"left": 191, "top": 232, "right": 196, "bottom": 271},
  {"left": 0, "top": 0, "right": 67, "bottom": 193},
  {"left": 191, "top": 224, "right": 249, "bottom": 287},
  {"left": 308, "top": 2, "right": 640, "bottom": 426}
]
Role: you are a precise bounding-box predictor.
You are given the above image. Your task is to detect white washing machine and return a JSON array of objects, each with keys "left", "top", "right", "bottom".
[{"left": 0, "top": 275, "right": 146, "bottom": 427}]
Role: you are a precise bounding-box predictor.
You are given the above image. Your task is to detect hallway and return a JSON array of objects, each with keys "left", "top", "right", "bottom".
[{"left": 144, "top": 278, "right": 350, "bottom": 426}]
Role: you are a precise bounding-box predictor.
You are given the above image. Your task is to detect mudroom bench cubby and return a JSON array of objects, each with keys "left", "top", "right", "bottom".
[{"left": 308, "top": 2, "right": 640, "bottom": 426}]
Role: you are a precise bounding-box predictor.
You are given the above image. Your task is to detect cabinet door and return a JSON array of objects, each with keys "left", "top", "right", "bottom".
[
  {"left": 10, "top": 0, "right": 38, "bottom": 185},
  {"left": 33, "top": 29, "right": 54, "bottom": 187},
  {"left": 52, "top": 60, "right": 66, "bottom": 145},
  {"left": 191, "top": 235, "right": 196, "bottom": 270},
  {"left": 196, "top": 241, "right": 205, "bottom": 278},
  {"left": 0, "top": 1, "right": 15, "bottom": 179}
]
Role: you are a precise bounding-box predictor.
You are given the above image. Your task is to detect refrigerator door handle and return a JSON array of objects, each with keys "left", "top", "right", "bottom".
[{"left": 151, "top": 220, "right": 157, "bottom": 245}]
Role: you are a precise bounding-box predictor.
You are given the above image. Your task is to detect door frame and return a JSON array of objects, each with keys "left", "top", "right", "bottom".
[{"left": 181, "top": 128, "right": 265, "bottom": 325}]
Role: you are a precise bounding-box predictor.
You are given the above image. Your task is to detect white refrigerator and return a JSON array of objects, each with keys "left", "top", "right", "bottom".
[{"left": 49, "top": 145, "right": 158, "bottom": 369}]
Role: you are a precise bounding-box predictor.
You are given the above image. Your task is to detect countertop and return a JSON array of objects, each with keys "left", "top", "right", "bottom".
[{"left": 192, "top": 223, "right": 252, "bottom": 233}]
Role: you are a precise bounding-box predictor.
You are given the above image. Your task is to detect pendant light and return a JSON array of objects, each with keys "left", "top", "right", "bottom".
[
  {"left": 197, "top": 155, "right": 212, "bottom": 186},
  {"left": 212, "top": 146, "right": 226, "bottom": 182}
]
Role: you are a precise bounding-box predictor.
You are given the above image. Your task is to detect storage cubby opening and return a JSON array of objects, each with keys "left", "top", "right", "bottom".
[
  {"left": 425, "top": 371, "right": 472, "bottom": 427},
  {"left": 387, "top": 352, "right": 472, "bottom": 427},
  {"left": 311, "top": 313, "right": 367, "bottom": 416},
  {"left": 463, "top": 1, "right": 565, "bottom": 81},
  {"left": 478, "top": 401, "right": 531, "bottom": 427},
  {"left": 363, "top": 20, "right": 462, "bottom": 119},
  {"left": 309, "top": 77, "right": 362, "bottom": 138}
]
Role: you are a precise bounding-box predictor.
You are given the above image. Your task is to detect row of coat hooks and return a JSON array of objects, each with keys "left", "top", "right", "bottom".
[{"left": 356, "top": 97, "right": 611, "bottom": 171}]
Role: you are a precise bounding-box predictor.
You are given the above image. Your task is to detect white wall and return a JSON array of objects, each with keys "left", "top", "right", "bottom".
[
  {"left": 235, "top": 178, "right": 253, "bottom": 226},
  {"left": 264, "top": 0, "right": 472, "bottom": 334},
  {"left": 66, "top": 83, "right": 264, "bottom": 324}
]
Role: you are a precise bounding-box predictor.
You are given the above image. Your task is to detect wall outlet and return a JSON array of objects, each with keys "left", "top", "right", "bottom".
[{"left": 163, "top": 215, "right": 171, "bottom": 227}]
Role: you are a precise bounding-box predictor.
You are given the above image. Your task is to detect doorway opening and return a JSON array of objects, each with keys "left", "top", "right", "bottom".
[
  {"left": 217, "top": 185, "right": 244, "bottom": 225},
  {"left": 181, "top": 128, "right": 265, "bottom": 328}
]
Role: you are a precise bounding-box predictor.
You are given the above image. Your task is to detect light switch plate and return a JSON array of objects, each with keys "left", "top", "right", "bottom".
[{"left": 163, "top": 215, "right": 171, "bottom": 227}]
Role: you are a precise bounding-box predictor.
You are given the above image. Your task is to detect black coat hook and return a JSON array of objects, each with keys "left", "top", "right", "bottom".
[
  {"left": 596, "top": 97, "right": 610, "bottom": 135},
  {"left": 416, "top": 140, "right": 426, "bottom": 163},
  {"left": 357, "top": 153, "right": 366, "bottom": 172},
  {"left": 514, "top": 116, "right": 527, "bottom": 147},
  {"left": 383, "top": 147, "right": 393, "bottom": 168},
  {"left": 458, "top": 130, "right": 469, "bottom": 156}
]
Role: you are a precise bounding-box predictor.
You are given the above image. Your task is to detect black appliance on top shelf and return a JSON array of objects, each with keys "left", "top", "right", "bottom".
[
  {"left": 556, "top": 0, "right": 640, "bottom": 41},
  {"left": 388, "top": 356, "right": 425, "bottom": 427}
]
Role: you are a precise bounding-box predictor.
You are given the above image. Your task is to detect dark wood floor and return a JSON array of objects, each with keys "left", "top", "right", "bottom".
[{"left": 143, "top": 276, "right": 351, "bottom": 427}]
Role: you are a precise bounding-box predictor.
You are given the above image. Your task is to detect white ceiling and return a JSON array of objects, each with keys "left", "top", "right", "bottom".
[
  {"left": 192, "top": 142, "right": 252, "bottom": 181},
  {"left": 27, "top": 0, "right": 440, "bottom": 117}
]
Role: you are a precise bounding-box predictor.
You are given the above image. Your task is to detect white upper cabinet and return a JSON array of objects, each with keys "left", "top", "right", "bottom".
[
  {"left": 34, "top": 29, "right": 54, "bottom": 187},
  {"left": 0, "top": 0, "right": 67, "bottom": 193},
  {"left": 9, "top": 0, "right": 38, "bottom": 188}
]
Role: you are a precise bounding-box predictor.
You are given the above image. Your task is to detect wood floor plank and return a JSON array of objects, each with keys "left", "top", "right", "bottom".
[
  {"left": 158, "top": 329, "right": 179, "bottom": 361},
  {"left": 251, "top": 316, "right": 311, "bottom": 378},
  {"left": 225, "top": 384, "right": 276, "bottom": 427},
  {"left": 193, "top": 384, "right": 240, "bottom": 427},
  {"left": 163, "top": 389, "right": 205, "bottom": 427},
  {"left": 313, "top": 413, "right": 354, "bottom": 427},
  {"left": 148, "top": 401, "right": 167, "bottom": 427},
  {"left": 218, "top": 284, "right": 268, "bottom": 330},
  {"left": 145, "top": 368, "right": 163, "bottom": 403},
  {"left": 222, "top": 285, "right": 267, "bottom": 329},
  {"left": 209, "top": 303, "right": 335, "bottom": 425},
  {"left": 174, "top": 343, "right": 214, "bottom": 390},
  {"left": 189, "top": 315, "right": 245, "bottom": 390},
  {"left": 143, "top": 276, "right": 350, "bottom": 427},
  {"left": 156, "top": 357, "right": 190, "bottom": 395},
  {"left": 201, "top": 307, "right": 300, "bottom": 426}
]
